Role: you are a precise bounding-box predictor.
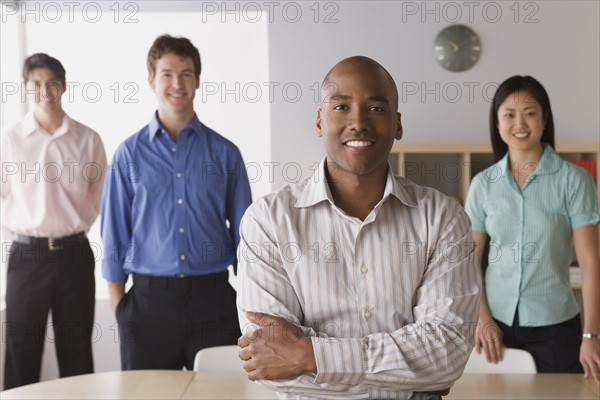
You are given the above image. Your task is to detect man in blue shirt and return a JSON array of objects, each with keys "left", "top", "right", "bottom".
[{"left": 101, "top": 35, "right": 252, "bottom": 370}]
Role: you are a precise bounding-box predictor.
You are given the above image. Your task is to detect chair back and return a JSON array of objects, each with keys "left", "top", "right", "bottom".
[
  {"left": 464, "top": 348, "right": 537, "bottom": 373},
  {"left": 193, "top": 345, "right": 244, "bottom": 372}
]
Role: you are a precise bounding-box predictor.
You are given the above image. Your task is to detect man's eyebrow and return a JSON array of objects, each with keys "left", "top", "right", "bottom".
[
  {"left": 28, "top": 79, "right": 59, "bottom": 83},
  {"left": 368, "top": 95, "right": 390, "bottom": 104},
  {"left": 328, "top": 94, "right": 351, "bottom": 101},
  {"left": 157, "top": 68, "right": 194, "bottom": 72},
  {"left": 326, "top": 94, "right": 390, "bottom": 104}
]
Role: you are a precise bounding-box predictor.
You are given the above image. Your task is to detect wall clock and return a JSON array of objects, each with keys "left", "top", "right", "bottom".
[{"left": 433, "top": 25, "right": 482, "bottom": 72}]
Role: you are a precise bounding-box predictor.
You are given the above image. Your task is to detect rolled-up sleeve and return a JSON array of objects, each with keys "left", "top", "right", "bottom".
[{"left": 567, "top": 166, "right": 600, "bottom": 228}]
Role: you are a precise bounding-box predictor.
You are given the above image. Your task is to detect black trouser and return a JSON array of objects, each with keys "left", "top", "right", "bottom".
[
  {"left": 495, "top": 311, "right": 583, "bottom": 373},
  {"left": 3, "top": 240, "right": 95, "bottom": 389},
  {"left": 116, "top": 271, "right": 241, "bottom": 370}
]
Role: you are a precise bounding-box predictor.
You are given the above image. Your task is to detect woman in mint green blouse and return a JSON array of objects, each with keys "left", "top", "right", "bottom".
[{"left": 465, "top": 76, "right": 599, "bottom": 381}]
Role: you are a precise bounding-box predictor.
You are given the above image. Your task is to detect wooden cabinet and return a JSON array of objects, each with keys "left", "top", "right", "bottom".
[{"left": 389, "top": 142, "right": 599, "bottom": 205}]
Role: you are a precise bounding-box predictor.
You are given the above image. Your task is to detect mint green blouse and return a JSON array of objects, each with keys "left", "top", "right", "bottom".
[{"left": 466, "top": 144, "right": 599, "bottom": 326}]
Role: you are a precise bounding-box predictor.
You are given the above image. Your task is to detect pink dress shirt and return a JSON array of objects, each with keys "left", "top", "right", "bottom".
[{"left": 1, "top": 112, "right": 107, "bottom": 238}]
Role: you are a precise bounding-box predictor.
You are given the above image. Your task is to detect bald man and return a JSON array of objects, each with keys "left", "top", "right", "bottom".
[{"left": 236, "top": 56, "right": 481, "bottom": 399}]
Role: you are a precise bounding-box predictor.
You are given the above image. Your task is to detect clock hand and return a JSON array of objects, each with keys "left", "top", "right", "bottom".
[
  {"left": 457, "top": 39, "right": 472, "bottom": 51},
  {"left": 447, "top": 39, "right": 459, "bottom": 52}
]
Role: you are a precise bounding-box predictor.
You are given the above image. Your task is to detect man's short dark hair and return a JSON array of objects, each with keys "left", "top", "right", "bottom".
[
  {"left": 22, "top": 53, "right": 66, "bottom": 86},
  {"left": 147, "top": 34, "right": 201, "bottom": 80}
]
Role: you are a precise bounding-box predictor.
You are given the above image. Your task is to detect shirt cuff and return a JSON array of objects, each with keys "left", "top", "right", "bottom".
[
  {"left": 570, "top": 212, "right": 600, "bottom": 229},
  {"left": 312, "top": 337, "right": 364, "bottom": 385},
  {"left": 101, "top": 261, "right": 128, "bottom": 283},
  {"left": 469, "top": 219, "right": 486, "bottom": 233}
]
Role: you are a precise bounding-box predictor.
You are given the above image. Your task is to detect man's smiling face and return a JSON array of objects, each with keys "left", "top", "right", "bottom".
[{"left": 316, "top": 58, "right": 402, "bottom": 180}]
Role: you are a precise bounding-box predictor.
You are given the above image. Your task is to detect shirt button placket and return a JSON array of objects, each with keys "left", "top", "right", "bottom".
[
  {"left": 517, "top": 194, "right": 525, "bottom": 316},
  {"left": 173, "top": 137, "right": 188, "bottom": 275}
]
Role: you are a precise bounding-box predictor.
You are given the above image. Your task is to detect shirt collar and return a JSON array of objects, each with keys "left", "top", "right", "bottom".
[
  {"left": 534, "top": 143, "right": 562, "bottom": 175},
  {"left": 22, "top": 112, "right": 72, "bottom": 138},
  {"left": 498, "top": 142, "right": 561, "bottom": 177},
  {"left": 295, "top": 157, "right": 418, "bottom": 209},
  {"left": 388, "top": 167, "right": 419, "bottom": 207},
  {"left": 295, "top": 157, "right": 331, "bottom": 208},
  {"left": 148, "top": 111, "right": 203, "bottom": 140}
]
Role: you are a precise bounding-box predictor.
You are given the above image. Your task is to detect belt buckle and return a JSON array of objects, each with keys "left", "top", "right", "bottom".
[{"left": 48, "top": 237, "right": 64, "bottom": 251}]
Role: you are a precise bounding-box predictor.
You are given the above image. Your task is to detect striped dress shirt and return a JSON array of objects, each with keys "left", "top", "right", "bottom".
[{"left": 237, "top": 157, "right": 481, "bottom": 399}]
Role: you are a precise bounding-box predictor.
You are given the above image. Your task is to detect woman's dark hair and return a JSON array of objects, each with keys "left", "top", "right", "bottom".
[
  {"left": 22, "top": 53, "right": 66, "bottom": 86},
  {"left": 489, "top": 76, "right": 555, "bottom": 162}
]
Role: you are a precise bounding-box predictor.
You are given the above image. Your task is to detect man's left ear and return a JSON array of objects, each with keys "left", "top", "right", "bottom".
[{"left": 395, "top": 112, "right": 403, "bottom": 140}]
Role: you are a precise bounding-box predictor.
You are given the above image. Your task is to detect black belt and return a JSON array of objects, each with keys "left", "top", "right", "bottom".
[
  {"left": 133, "top": 271, "right": 229, "bottom": 288},
  {"left": 13, "top": 232, "right": 87, "bottom": 251}
]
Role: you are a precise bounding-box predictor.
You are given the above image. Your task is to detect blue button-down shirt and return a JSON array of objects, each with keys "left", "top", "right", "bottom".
[{"left": 101, "top": 113, "right": 252, "bottom": 283}]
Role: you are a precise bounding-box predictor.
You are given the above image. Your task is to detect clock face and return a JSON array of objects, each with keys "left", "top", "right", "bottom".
[{"left": 433, "top": 25, "right": 481, "bottom": 72}]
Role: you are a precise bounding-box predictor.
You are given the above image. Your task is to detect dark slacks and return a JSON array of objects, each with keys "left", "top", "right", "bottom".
[
  {"left": 3, "top": 240, "right": 95, "bottom": 389},
  {"left": 495, "top": 311, "right": 583, "bottom": 373},
  {"left": 116, "top": 271, "right": 241, "bottom": 370}
]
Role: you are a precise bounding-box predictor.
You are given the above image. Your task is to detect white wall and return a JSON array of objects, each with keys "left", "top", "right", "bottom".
[
  {"left": 267, "top": 0, "right": 600, "bottom": 189},
  {"left": 19, "top": 4, "right": 272, "bottom": 195},
  {"left": 1, "top": 3, "right": 271, "bottom": 301},
  {"left": 1, "top": 2, "right": 269, "bottom": 385}
]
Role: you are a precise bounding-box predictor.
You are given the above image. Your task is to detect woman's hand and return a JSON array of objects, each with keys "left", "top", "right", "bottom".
[
  {"left": 580, "top": 338, "right": 600, "bottom": 384},
  {"left": 475, "top": 310, "right": 504, "bottom": 363}
]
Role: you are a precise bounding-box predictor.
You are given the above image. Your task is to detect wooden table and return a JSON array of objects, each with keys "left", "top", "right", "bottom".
[
  {"left": 447, "top": 373, "right": 599, "bottom": 399},
  {"left": 0, "top": 371, "right": 276, "bottom": 400},
  {"left": 1, "top": 371, "right": 598, "bottom": 399}
]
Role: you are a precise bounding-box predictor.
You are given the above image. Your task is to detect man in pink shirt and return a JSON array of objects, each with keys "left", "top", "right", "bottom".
[{"left": 1, "top": 53, "right": 107, "bottom": 389}]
